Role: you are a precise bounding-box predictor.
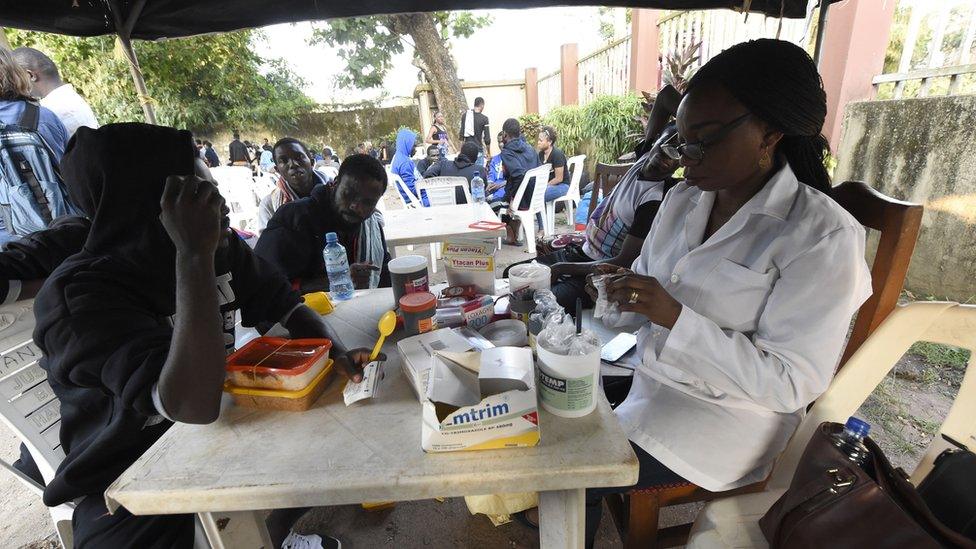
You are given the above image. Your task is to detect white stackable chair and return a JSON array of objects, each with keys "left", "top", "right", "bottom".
[
  {"left": 414, "top": 176, "right": 472, "bottom": 272},
  {"left": 386, "top": 169, "right": 422, "bottom": 209},
  {"left": 506, "top": 163, "right": 551, "bottom": 254},
  {"left": 0, "top": 300, "right": 72, "bottom": 548},
  {"left": 210, "top": 166, "right": 260, "bottom": 231},
  {"left": 687, "top": 301, "right": 976, "bottom": 549},
  {"left": 545, "top": 154, "right": 585, "bottom": 234}
]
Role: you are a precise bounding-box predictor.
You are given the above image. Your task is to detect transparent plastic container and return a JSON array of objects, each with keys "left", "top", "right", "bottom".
[{"left": 224, "top": 360, "right": 334, "bottom": 411}]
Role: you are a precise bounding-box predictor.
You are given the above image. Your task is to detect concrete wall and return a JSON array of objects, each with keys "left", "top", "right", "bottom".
[
  {"left": 416, "top": 80, "right": 526, "bottom": 155},
  {"left": 835, "top": 94, "right": 976, "bottom": 301}
]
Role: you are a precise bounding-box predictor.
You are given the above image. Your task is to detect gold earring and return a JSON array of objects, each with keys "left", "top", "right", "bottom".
[{"left": 759, "top": 151, "right": 771, "bottom": 170}]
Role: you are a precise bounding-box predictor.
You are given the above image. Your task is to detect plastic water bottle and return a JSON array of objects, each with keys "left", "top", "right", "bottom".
[
  {"left": 831, "top": 416, "right": 871, "bottom": 466},
  {"left": 471, "top": 175, "right": 486, "bottom": 204},
  {"left": 323, "top": 232, "right": 354, "bottom": 301}
]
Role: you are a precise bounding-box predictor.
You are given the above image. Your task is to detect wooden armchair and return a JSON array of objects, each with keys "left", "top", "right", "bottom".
[
  {"left": 606, "top": 180, "right": 924, "bottom": 548},
  {"left": 586, "top": 163, "right": 634, "bottom": 220}
]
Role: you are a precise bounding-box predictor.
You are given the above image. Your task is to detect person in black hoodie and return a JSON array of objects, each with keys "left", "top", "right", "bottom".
[
  {"left": 422, "top": 141, "right": 488, "bottom": 204},
  {"left": 33, "top": 123, "right": 376, "bottom": 548}
]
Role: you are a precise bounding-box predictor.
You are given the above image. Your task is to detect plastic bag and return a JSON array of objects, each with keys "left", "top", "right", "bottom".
[
  {"left": 464, "top": 492, "right": 539, "bottom": 526},
  {"left": 591, "top": 274, "right": 621, "bottom": 326}
]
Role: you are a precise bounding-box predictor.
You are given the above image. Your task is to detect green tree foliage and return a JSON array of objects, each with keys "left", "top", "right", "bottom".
[
  {"left": 4, "top": 28, "right": 314, "bottom": 133},
  {"left": 309, "top": 12, "right": 489, "bottom": 91}
]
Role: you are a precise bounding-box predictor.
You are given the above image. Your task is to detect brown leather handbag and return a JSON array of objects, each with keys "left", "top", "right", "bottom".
[{"left": 759, "top": 422, "right": 976, "bottom": 548}]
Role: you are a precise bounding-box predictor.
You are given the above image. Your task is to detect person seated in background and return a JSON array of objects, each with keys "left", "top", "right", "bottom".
[
  {"left": 583, "top": 39, "right": 873, "bottom": 547},
  {"left": 423, "top": 141, "right": 488, "bottom": 204},
  {"left": 34, "top": 123, "right": 375, "bottom": 549},
  {"left": 256, "top": 137, "right": 330, "bottom": 233},
  {"left": 498, "top": 118, "right": 540, "bottom": 246},
  {"left": 256, "top": 154, "right": 391, "bottom": 293},
  {"left": 415, "top": 144, "right": 441, "bottom": 174},
  {"left": 203, "top": 140, "right": 220, "bottom": 168},
  {"left": 485, "top": 130, "right": 508, "bottom": 211},
  {"left": 391, "top": 128, "right": 427, "bottom": 206},
  {"left": 507, "top": 124, "right": 680, "bottom": 312},
  {"left": 537, "top": 125, "right": 569, "bottom": 205}
]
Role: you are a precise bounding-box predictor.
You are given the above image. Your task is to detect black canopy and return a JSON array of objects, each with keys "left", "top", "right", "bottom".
[{"left": 1, "top": 0, "right": 825, "bottom": 40}]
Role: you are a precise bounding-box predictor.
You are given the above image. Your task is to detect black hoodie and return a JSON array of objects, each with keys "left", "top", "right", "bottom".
[{"left": 33, "top": 123, "right": 301, "bottom": 506}]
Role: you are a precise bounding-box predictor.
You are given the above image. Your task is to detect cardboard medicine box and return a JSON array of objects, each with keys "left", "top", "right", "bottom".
[
  {"left": 421, "top": 347, "right": 540, "bottom": 452},
  {"left": 441, "top": 241, "right": 496, "bottom": 296}
]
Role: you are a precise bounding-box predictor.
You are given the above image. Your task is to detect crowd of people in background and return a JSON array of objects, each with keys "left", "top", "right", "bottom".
[{"left": 0, "top": 37, "right": 878, "bottom": 549}]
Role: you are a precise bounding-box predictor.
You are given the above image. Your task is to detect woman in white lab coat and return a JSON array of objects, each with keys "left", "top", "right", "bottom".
[{"left": 584, "top": 39, "right": 873, "bottom": 546}]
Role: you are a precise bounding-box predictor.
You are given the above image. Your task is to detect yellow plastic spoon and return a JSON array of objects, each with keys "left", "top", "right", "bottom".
[{"left": 370, "top": 310, "right": 397, "bottom": 361}]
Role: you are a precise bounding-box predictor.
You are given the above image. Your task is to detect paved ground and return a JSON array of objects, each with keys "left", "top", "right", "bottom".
[{"left": 0, "top": 217, "right": 691, "bottom": 549}]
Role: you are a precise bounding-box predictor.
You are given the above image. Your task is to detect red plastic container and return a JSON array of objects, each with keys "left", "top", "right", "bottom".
[{"left": 225, "top": 337, "right": 332, "bottom": 391}]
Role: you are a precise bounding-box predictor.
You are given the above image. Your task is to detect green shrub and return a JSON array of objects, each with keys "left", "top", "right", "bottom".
[
  {"left": 544, "top": 105, "right": 587, "bottom": 161},
  {"left": 581, "top": 94, "right": 644, "bottom": 164},
  {"left": 517, "top": 113, "right": 543, "bottom": 145}
]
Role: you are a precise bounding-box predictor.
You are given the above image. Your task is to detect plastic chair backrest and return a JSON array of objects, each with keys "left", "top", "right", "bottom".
[
  {"left": 0, "top": 300, "right": 63, "bottom": 486},
  {"left": 386, "top": 169, "right": 421, "bottom": 208},
  {"left": 418, "top": 176, "right": 471, "bottom": 206},
  {"left": 565, "top": 155, "right": 586, "bottom": 201},
  {"left": 831, "top": 181, "right": 924, "bottom": 368},
  {"left": 511, "top": 164, "right": 551, "bottom": 214},
  {"left": 588, "top": 162, "right": 634, "bottom": 219},
  {"left": 768, "top": 301, "right": 975, "bottom": 490}
]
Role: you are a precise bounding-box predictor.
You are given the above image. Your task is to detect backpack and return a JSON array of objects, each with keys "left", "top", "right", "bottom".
[{"left": 0, "top": 102, "right": 81, "bottom": 236}]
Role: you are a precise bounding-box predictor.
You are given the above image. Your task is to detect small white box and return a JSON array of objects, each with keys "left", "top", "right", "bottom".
[
  {"left": 396, "top": 328, "right": 476, "bottom": 400},
  {"left": 421, "top": 347, "right": 540, "bottom": 453}
]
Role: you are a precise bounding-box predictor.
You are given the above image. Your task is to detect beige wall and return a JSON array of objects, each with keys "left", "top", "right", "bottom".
[
  {"left": 417, "top": 80, "right": 526, "bottom": 156},
  {"left": 835, "top": 95, "right": 976, "bottom": 301}
]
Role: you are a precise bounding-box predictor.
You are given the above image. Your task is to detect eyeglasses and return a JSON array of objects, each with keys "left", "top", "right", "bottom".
[{"left": 661, "top": 113, "right": 752, "bottom": 165}]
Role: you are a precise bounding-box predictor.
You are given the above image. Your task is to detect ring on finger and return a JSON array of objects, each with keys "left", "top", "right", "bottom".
[{"left": 628, "top": 290, "right": 640, "bottom": 304}]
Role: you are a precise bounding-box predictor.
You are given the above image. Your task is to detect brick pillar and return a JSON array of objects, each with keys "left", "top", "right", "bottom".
[
  {"left": 820, "top": 0, "right": 897, "bottom": 151},
  {"left": 629, "top": 9, "right": 661, "bottom": 92},
  {"left": 525, "top": 68, "right": 539, "bottom": 114},
  {"left": 560, "top": 43, "right": 579, "bottom": 106}
]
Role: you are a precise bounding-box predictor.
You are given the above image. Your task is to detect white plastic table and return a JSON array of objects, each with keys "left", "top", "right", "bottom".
[
  {"left": 383, "top": 203, "right": 505, "bottom": 254},
  {"left": 106, "top": 289, "right": 638, "bottom": 549}
]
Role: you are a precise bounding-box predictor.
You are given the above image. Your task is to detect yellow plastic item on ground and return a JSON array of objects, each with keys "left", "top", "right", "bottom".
[
  {"left": 361, "top": 501, "right": 396, "bottom": 511},
  {"left": 464, "top": 492, "right": 538, "bottom": 526},
  {"left": 302, "top": 291, "right": 334, "bottom": 315}
]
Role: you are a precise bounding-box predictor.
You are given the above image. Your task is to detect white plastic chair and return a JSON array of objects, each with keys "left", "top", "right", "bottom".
[
  {"left": 545, "top": 154, "right": 585, "bottom": 234},
  {"left": 414, "top": 176, "right": 472, "bottom": 272},
  {"left": 417, "top": 176, "right": 472, "bottom": 207},
  {"left": 210, "top": 166, "right": 260, "bottom": 231},
  {"left": 687, "top": 301, "right": 976, "bottom": 548},
  {"left": 506, "top": 163, "right": 551, "bottom": 254},
  {"left": 386, "top": 169, "right": 422, "bottom": 209}
]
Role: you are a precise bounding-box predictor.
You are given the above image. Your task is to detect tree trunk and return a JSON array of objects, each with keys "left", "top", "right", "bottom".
[{"left": 388, "top": 13, "right": 468, "bottom": 152}]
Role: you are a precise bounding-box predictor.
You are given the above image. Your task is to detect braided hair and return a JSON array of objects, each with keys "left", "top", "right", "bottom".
[{"left": 685, "top": 39, "right": 831, "bottom": 194}]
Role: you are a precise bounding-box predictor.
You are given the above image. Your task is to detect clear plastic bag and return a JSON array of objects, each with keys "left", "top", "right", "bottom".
[{"left": 591, "top": 274, "right": 621, "bottom": 326}]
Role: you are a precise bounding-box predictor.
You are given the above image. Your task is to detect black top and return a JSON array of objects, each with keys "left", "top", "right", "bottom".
[
  {"left": 0, "top": 215, "right": 90, "bottom": 301},
  {"left": 33, "top": 123, "right": 301, "bottom": 506},
  {"left": 228, "top": 139, "right": 251, "bottom": 163},
  {"left": 254, "top": 184, "right": 392, "bottom": 288},
  {"left": 538, "top": 147, "right": 568, "bottom": 185},
  {"left": 459, "top": 110, "right": 491, "bottom": 150}
]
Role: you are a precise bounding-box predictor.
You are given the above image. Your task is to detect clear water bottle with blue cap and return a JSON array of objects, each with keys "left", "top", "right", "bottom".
[
  {"left": 471, "top": 175, "right": 486, "bottom": 204},
  {"left": 323, "top": 232, "right": 354, "bottom": 301},
  {"left": 831, "top": 416, "right": 871, "bottom": 466}
]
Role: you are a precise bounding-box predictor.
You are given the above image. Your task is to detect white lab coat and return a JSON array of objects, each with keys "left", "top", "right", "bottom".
[{"left": 613, "top": 163, "right": 873, "bottom": 492}]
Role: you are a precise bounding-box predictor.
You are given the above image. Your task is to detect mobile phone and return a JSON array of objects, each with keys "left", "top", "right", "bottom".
[{"left": 601, "top": 332, "right": 637, "bottom": 363}]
